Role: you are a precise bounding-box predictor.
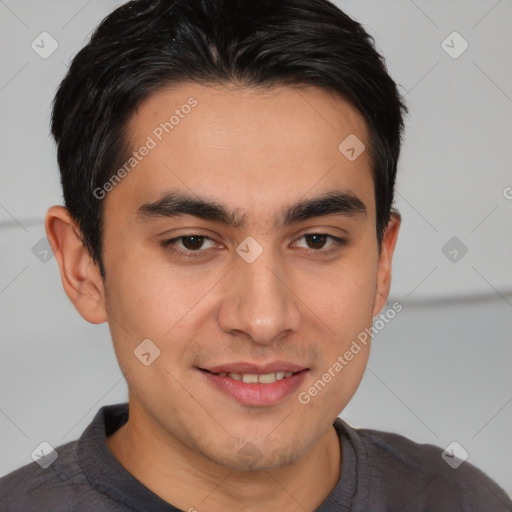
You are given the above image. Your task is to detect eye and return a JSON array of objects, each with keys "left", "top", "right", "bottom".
[
  {"left": 162, "top": 234, "right": 218, "bottom": 258},
  {"left": 292, "top": 233, "right": 347, "bottom": 255},
  {"left": 162, "top": 232, "right": 347, "bottom": 259}
]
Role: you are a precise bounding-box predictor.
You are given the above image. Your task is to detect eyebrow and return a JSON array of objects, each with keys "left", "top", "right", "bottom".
[{"left": 136, "top": 189, "right": 367, "bottom": 230}]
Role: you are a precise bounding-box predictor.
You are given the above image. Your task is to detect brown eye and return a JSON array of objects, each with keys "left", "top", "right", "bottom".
[
  {"left": 293, "top": 233, "right": 347, "bottom": 255},
  {"left": 305, "top": 234, "right": 328, "bottom": 250},
  {"left": 162, "top": 233, "right": 217, "bottom": 258},
  {"left": 181, "top": 235, "right": 206, "bottom": 250}
]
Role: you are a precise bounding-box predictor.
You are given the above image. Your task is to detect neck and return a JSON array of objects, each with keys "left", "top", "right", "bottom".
[{"left": 107, "top": 403, "right": 342, "bottom": 512}]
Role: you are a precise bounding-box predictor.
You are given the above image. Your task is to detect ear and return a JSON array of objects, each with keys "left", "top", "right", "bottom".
[
  {"left": 372, "top": 211, "right": 401, "bottom": 317},
  {"left": 45, "top": 205, "right": 107, "bottom": 324}
]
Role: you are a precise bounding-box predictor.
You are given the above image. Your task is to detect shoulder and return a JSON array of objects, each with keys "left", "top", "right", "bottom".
[
  {"left": 336, "top": 419, "right": 512, "bottom": 511},
  {"left": 0, "top": 440, "right": 91, "bottom": 512}
]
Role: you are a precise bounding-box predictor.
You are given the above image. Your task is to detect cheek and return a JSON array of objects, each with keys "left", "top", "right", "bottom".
[
  {"left": 300, "top": 254, "right": 378, "bottom": 336},
  {"left": 296, "top": 249, "right": 377, "bottom": 404},
  {"left": 102, "top": 243, "right": 192, "bottom": 349},
  {"left": 103, "top": 241, "right": 231, "bottom": 376}
]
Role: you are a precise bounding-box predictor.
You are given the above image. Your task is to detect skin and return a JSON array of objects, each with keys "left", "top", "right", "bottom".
[{"left": 45, "top": 83, "right": 400, "bottom": 512}]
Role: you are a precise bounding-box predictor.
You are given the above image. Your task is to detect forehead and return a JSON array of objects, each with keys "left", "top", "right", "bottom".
[{"left": 107, "top": 83, "right": 375, "bottom": 227}]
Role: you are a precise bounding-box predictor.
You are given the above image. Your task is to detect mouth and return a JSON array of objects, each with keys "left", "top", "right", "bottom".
[
  {"left": 197, "top": 362, "right": 309, "bottom": 406},
  {"left": 204, "top": 370, "right": 296, "bottom": 384}
]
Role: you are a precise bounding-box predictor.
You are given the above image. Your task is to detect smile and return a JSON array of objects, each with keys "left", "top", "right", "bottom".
[
  {"left": 211, "top": 371, "right": 295, "bottom": 383},
  {"left": 198, "top": 363, "right": 309, "bottom": 406}
]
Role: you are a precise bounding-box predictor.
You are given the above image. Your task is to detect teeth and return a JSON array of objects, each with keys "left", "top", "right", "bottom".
[
  {"left": 258, "top": 373, "right": 276, "bottom": 384},
  {"left": 220, "top": 371, "right": 295, "bottom": 383}
]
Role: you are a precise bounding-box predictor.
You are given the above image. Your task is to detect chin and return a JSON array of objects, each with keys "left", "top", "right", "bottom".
[{"left": 202, "top": 433, "right": 309, "bottom": 472}]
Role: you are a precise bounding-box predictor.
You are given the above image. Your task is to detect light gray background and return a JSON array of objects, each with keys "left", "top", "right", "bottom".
[{"left": 1, "top": 0, "right": 511, "bottom": 498}]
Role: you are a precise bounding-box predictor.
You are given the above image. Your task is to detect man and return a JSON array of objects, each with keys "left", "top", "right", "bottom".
[{"left": 1, "top": 0, "right": 511, "bottom": 510}]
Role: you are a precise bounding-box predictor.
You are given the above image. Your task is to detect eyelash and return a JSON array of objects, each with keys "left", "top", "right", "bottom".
[{"left": 161, "top": 233, "right": 347, "bottom": 258}]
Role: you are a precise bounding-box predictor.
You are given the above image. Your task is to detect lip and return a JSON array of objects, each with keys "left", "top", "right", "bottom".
[
  {"left": 203, "top": 361, "right": 307, "bottom": 374},
  {"left": 199, "top": 364, "right": 309, "bottom": 407}
]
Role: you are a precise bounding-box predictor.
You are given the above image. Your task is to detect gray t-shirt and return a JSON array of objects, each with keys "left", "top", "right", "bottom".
[{"left": 1, "top": 402, "right": 511, "bottom": 511}]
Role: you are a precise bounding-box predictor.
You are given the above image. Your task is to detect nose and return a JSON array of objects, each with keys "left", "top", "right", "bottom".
[{"left": 216, "top": 244, "right": 301, "bottom": 346}]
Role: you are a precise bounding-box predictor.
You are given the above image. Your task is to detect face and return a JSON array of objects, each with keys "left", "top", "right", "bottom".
[{"left": 92, "top": 83, "right": 397, "bottom": 470}]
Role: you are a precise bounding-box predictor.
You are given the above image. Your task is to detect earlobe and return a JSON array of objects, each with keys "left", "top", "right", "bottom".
[
  {"left": 372, "top": 211, "right": 401, "bottom": 317},
  {"left": 45, "top": 205, "right": 108, "bottom": 324}
]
